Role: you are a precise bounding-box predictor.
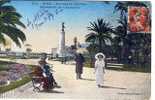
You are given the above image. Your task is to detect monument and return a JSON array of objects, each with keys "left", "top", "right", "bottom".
[{"left": 57, "top": 22, "right": 66, "bottom": 57}]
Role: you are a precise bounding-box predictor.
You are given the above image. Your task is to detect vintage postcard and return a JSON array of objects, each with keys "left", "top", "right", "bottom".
[{"left": 0, "top": 0, "right": 151, "bottom": 100}]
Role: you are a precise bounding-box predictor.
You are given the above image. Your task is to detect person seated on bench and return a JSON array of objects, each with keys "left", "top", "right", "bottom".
[
  {"left": 31, "top": 64, "right": 49, "bottom": 90},
  {"left": 38, "top": 60, "right": 58, "bottom": 88}
]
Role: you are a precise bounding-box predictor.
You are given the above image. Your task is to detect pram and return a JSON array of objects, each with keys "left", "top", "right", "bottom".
[
  {"left": 30, "top": 64, "right": 58, "bottom": 92},
  {"left": 31, "top": 76, "right": 43, "bottom": 92}
]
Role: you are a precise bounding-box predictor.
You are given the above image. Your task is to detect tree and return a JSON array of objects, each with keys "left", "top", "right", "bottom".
[
  {"left": 114, "top": 1, "right": 147, "bottom": 18},
  {"left": 85, "top": 33, "right": 99, "bottom": 68},
  {"left": 113, "top": 1, "right": 150, "bottom": 65},
  {"left": 98, "top": 1, "right": 149, "bottom": 63},
  {"left": 113, "top": 16, "right": 128, "bottom": 63},
  {"left": 126, "top": 33, "right": 151, "bottom": 67},
  {"left": 0, "top": 0, "right": 26, "bottom": 47},
  {"left": 86, "top": 18, "right": 113, "bottom": 53}
]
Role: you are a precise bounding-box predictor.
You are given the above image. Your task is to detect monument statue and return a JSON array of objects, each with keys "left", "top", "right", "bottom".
[
  {"left": 62, "top": 22, "right": 65, "bottom": 31},
  {"left": 57, "top": 22, "right": 66, "bottom": 57}
]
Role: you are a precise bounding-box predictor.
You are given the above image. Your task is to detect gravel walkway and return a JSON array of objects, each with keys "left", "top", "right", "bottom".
[{"left": 0, "top": 59, "right": 151, "bottom": 100}]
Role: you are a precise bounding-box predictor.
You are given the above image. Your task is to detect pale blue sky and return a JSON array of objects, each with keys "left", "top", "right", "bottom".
[{"left": 8, "top": 1, "right": 120, "bottom": 52}]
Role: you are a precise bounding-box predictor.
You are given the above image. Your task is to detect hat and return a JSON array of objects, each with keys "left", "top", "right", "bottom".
[
  {"left": 95, "top": 52, "right": 105, "bottom": 60},
  {"left": 38, "top": 60, "right": 47, "bottom": 65}
]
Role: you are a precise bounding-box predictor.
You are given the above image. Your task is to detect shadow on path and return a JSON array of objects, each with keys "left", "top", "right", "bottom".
[
  {"left": 118, "top": 92, "right": 142, "bottom": 95},
  {"left": 101, "top": 85, "right": 126, "bottom": 90},
  {"left": 81, "top": 78, "right": 95, "bottom": 81},
  {"left": 40, "top": 90, "right": 64, "bottom": 94}
]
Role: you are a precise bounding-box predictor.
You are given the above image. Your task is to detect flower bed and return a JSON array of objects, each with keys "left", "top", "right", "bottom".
[{"left": 0, "top": 64, "right": 31, "bottom": 86}]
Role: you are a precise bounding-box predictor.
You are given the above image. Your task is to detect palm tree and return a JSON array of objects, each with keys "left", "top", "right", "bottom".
[
  {"left": 0, "top": 0, "right": 26, "bottom": 47},
  {"left": 113, "top": 16, "right": 128, "bottom": 62},
  {"left": 114, "top": 1, "right": 150, "bottom": 64},
  {"left": 85, "top": 32, "right": 99, "bottom": 67},
  {"left": 86, "top": 18, "right": 113, "bottom": 53},
  {"left": 114, "top": 1, "right": 147, "bottom": 18},
  {"left": 115, "top": 16, "right": 127, "bottom": 43}
]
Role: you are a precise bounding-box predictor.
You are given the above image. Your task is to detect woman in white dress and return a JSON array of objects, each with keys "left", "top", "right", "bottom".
[{"left": 94, "top": 53, "right": 106, "bottom": 88}]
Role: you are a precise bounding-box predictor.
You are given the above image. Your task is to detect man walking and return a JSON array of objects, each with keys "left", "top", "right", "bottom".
[{"left": 75, "top": 53, "right": 85, "bottom": 80}]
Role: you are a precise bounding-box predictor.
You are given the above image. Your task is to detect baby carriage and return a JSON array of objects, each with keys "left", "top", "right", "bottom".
[
  {"left": 30, "top": 64, "right": 58, "bottom": 92},
  {"left": 31, "top": 76, "right": 44, "bottom": 92}
]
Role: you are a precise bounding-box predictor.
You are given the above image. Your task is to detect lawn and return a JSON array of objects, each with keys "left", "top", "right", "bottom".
[{"left": 0, "top": 61, "right": 15, "bottom": 71}]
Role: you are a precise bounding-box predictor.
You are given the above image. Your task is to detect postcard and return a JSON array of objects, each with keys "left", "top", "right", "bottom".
[{"left": 0, "top": 0, "right": 151, "bottom": 100}]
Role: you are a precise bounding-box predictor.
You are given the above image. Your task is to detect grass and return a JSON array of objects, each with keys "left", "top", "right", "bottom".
[
  {"left": 0, "top": 56, "right": 17, "bottom": 60},
  {"left": 122, "top": 64, "right": 151, "bottom": 73},
  {"left": 0, "top": 65, "right": 9, "bottom": 71},
  {"left": 0, "top": 61, "right": 15, "bottom": 71},
  {"left": 0, "top": 76, "right": 31, "bottom": 93}
]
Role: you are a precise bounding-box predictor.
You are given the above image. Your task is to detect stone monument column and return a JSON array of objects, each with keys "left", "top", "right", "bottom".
[{"left": 57, "top": 22, "right": 65, "bottom": 57}]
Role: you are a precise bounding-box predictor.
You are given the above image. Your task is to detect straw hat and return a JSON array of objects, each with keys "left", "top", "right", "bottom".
[{"left": 95, "top": 52, "right": 105, "bottom": 60}]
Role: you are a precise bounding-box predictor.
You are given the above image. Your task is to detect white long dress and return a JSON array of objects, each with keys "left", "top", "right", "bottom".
[{"left": 95, "top": 60, "right": 105, "bottom": 85}]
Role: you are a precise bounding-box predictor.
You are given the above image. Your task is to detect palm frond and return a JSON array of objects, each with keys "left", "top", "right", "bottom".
[
  {"left": 0, "top": 0, "right": 10, "bottom": 6},
  {"left": 5, "top": 26, "right": 26, "bottom": 41},
  {"left": 114, "top": 1, "right": 147, "bottom": 17},
  {"left": 2, "top": 12, "right": 25, "bottom": 28},
  {"left": 0, "top": 0, "right": 26, "bottom": 47},
  {"left": 1, "top": 25, "right": 26, "bottom": 47},
  {"left": 88, "top": 21, "right": 100, "bottom": 33},
  {"left": 86, "top": 18, "right": 113, "bottom": 51},
  {"left": 0, "top": 5, "right": 16, "bottom": 12},
  {"left": 85, "top": 32, "right": 97, "bottom": 42},
  {"left": 0, "top": 33, "right": 6, "bottom": 45}
]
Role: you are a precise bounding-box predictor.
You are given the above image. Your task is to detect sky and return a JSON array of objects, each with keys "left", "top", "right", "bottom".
[{"left": 6, "top": 0, "right": 120, "bottom": 53}]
